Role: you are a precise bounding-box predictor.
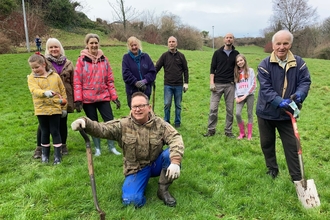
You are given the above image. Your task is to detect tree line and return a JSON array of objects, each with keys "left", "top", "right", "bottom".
[{"left": 1, "top": 0, "right": 330, "bottom": 59}]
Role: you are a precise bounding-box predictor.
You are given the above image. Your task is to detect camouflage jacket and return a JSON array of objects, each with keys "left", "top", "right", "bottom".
[{"left": 83, "top": 112, "right": 184, "bottom": 176}]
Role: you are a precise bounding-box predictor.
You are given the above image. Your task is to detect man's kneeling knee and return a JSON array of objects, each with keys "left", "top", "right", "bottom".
[{"left": 122, "top": 195, "right": 146, "bottom": 208}]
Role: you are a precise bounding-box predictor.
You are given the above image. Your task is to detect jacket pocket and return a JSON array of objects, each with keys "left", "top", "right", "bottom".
[{"left": 123, "top": 135, "right": 137, "bottom": 161}]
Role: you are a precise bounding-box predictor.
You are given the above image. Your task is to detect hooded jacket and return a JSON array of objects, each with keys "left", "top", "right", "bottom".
[
  {"left": 74, "top": 49, "right": 118, "bottom": 103},
  {"left": 28, "top": 70, "right": 67, "bottom": 115}
]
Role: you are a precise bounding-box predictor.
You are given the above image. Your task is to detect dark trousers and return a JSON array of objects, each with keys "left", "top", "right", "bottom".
[
  {"left": 83, "top": 101, "right": 113, "bottom": 122},
  {"left": 257, "top": 116, "right": 301, "bottom": 181},
  {"left": 37, "top": 115, "right": 61, "bottom": 145},
  {"left": 37, "top": 115, "right": 68, "bottom": 146}
]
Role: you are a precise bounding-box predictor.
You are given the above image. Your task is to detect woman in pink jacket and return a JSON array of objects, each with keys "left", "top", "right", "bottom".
[{"left": 74, "top": 33, "right": 121, "bottom": 156}]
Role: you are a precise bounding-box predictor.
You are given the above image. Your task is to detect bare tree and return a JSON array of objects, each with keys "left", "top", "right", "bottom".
[
  {"left": 271, "top": 0, "right": 318, "bottom": 33},
  {"left": 107, "top": 0, "right": 143, "bottom": 31}
]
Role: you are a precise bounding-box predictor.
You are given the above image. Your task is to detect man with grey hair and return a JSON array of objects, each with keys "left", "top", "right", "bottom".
[
  {"left": 155, "top": 36, "right": 189, "bottom": 128},
  {"left": 256, "top": 30, "right": 311, "bottom": 181}
]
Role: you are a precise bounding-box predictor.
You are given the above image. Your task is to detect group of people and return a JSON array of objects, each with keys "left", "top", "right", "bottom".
[
  {"left": 27, "top": 29, "right": 311, "bottom": 208},
  {"left": 27, "top": 33, "right": 188, "bottom": 207}
]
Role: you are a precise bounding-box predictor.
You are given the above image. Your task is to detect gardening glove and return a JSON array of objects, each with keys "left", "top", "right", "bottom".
[
  {"left": 71, "top": 118, "right": 86, "bottom": 130},
  {"left": 44, "top": 90, "right": 54, "bottom": 98},
  {"left": 278, "top": 99, "right": 292, "bottom": 108},
  {"left": 210, "top": 84, "right": 216, "bottom": 92},
  {"left": 183, "top": 83, "right": 188, "bottom": 93},
  {"left": 74, "top": 101, "right": 83, "bottom": 112},
  {"left": 61, "top": 110, "right": 67, "bottom": 118},
  {"left": 135, "top": 79, "right": 147, "bottom": 88},
  {"left": 166, "top": 164, "right": 180, "bottom": 181},
  {"left": 113, "top": 98, "right": 121, "bottom": 109}
]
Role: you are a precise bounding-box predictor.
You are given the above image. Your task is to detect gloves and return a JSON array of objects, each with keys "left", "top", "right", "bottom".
[
  {"left": 61, "top": 110, "right": 67, "bottom": 118},
  {"left": 74, "top": 101, "right": 83, "bottom": 112},
  {"left": 71, "top": 118, "right": 86, "bottom": 130},
  {"left": 183, "top": 83, "right": 188, "bottom": 93},
  {"left": 291, "top": 93, "right": 302, "bottom": 103},
  {"left": 44, "top": 90, "right": 54, "bottom": 98},
  {"left": 166, "top": 164, "right": 180, "bottom": 181},
  {"left": 135, "top": 79, "right": 147, "bottom": 92},
  {"left": 210, "top": 84, "right": 216, "bottom": 92},
  {"left": 113, "top": 98, "right": 121, "bottom": 109},
  {"left": 278, "top": 99, "right": 292, "bottom": 108}
]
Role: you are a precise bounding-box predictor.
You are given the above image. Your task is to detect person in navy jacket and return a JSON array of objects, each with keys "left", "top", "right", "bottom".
[
  {"left": 122, "top": 36, "right": 157, "bottom": 109},
  {"left": 256, "top": 30, "right": 311, "bottom": 181}
]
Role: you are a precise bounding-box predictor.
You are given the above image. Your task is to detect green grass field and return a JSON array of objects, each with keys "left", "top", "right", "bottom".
[{"left": 0, "top": 42, "right": 329, "bottom": 220}]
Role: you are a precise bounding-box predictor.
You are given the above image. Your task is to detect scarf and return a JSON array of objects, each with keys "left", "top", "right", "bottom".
[
  {"left": 128, "top": 50, "right": 143, "bottom": 80},
  {"left": 46, "top": 55, "right": 66, "bottom": 74},
  {"left": 80, "top": 49, "right": 104, "bottom": 63}
]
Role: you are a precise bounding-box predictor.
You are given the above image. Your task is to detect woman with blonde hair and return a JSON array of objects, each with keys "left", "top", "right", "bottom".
[{"left": 122, "top": 36, "right": 156, "bottom": 108}]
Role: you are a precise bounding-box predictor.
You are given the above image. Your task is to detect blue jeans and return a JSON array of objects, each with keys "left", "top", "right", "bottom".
[
  {"left": 122, "top": 148, "right": 171, "bottom": 208},
  {"left": 164, "top": 85, "right": 183, "bottom": 125}
]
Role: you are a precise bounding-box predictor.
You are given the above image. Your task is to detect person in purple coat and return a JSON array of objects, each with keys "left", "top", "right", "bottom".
[{"left": 122, "top": 36, "right": 157, "bottom": 109}]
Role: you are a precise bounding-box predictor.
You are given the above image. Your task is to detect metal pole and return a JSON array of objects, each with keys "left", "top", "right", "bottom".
[
  {"left": 212, "top": 26, "right": 214, "bottom": 52},
  {"left": 22, "top": 0, "right": 30, "bottom": 52}
]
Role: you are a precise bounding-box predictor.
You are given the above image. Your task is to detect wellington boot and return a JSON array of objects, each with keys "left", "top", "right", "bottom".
[
  {"left": 92, "top": 136, "right": 101, "bottom": 156},
  {"left": 33, "top": 146, "right": 42, "bottom": 159},
  {"left": 53, "top": 147, "right": 62, "bottom": 165},
  {"left": 107, "top": 140, "right": 121, "bottom": 155},
  {"left": 41, "top": 146, "right": 50, "bottom": 163},
  {"left": 157, "top": 169, "right": 176, "bottom": 207},
  {"left": 237, "top": 122, "right": 246, "bottom": 139},
  {"left": 247, "top": 123, "right": 253, "bottom": 140}
]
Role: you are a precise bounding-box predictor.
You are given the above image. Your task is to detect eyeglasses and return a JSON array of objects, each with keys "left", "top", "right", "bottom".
[{"left": 131, "top": 104, "right": 149, "bottom": 110}]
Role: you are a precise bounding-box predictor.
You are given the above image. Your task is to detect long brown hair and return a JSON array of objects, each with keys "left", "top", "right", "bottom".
[{"left": 234, "top": 54, "right": 249, "bottom": 83}]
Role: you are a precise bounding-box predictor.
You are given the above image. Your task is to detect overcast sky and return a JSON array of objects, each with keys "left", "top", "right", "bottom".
[{"left": 80, "top": 0, "right": 329, "bottom": 38}]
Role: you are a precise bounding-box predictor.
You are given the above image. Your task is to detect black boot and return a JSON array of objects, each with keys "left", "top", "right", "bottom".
[
  {"left": 53, "top": 147, "right": 62, "bottom": 165},
  {"left": 41, "top": 146, "right": 50, "bottom": 163},
  {"left": 157, "top": 169, "right": 176, "bottom": 207}
]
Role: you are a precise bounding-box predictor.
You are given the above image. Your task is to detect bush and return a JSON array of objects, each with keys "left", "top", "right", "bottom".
[
  {"left": 0, "top": 32, "right": 12, "bottom": 54},
  {"left": 264, "top": 42, "right": 273, "bottom": 53}
]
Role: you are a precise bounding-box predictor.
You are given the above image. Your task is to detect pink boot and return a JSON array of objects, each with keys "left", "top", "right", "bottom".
[
  {"left": 237, "top": 122, "right": 246, "bottom": 139},
  {"left": 247, "top": 123, "right": 253, "bottom": 140}
]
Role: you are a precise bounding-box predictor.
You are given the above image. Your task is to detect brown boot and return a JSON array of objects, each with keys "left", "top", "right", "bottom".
[
  {"left": 61, "top": 144, "right": 68, "bottom": 155},
  {"left": 157, "top": 169, "right": 176, "bottom": 207},
  {"left": 33, "top": 146, "right": 42, "bottom": 159}
]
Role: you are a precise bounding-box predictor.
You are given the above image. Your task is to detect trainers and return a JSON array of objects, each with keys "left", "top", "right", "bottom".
[
  {"left": 203, "top": 130, "right": 215, "bottom": 137},
  {"left": 225, "top": 133, "right": 235, "bottom": 138},
  {"left": 174, "top": 124, "right": 180, "bottom": 128},
  {"left": 61, "top": 144, "right": 68, "bottom": 155},
  {"left": 33, "top": 146, "right": 42, "bottom": 159},
  {"left": 266, "top": 169, "right": 279, "bottom": 179}
]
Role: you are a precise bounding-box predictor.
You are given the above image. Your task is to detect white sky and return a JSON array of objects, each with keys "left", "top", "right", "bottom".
[{"left": 80, "top": 0, "right": 329, "bottom": 38}]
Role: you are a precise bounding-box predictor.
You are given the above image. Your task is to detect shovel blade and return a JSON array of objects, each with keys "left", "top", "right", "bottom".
[{"left": 294, "top": 179, "right": 320, "bottom": 208}]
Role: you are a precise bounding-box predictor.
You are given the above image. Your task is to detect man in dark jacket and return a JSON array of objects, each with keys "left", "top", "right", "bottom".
[
  {"left": 204, "top": 33, "right": 239, "bottom": 137},
  {"left": 256, "top": 30, "right": 311, "bottom": 181},
  {"left": 155, "top": 36, "right": 189, "bottom": 128}
]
